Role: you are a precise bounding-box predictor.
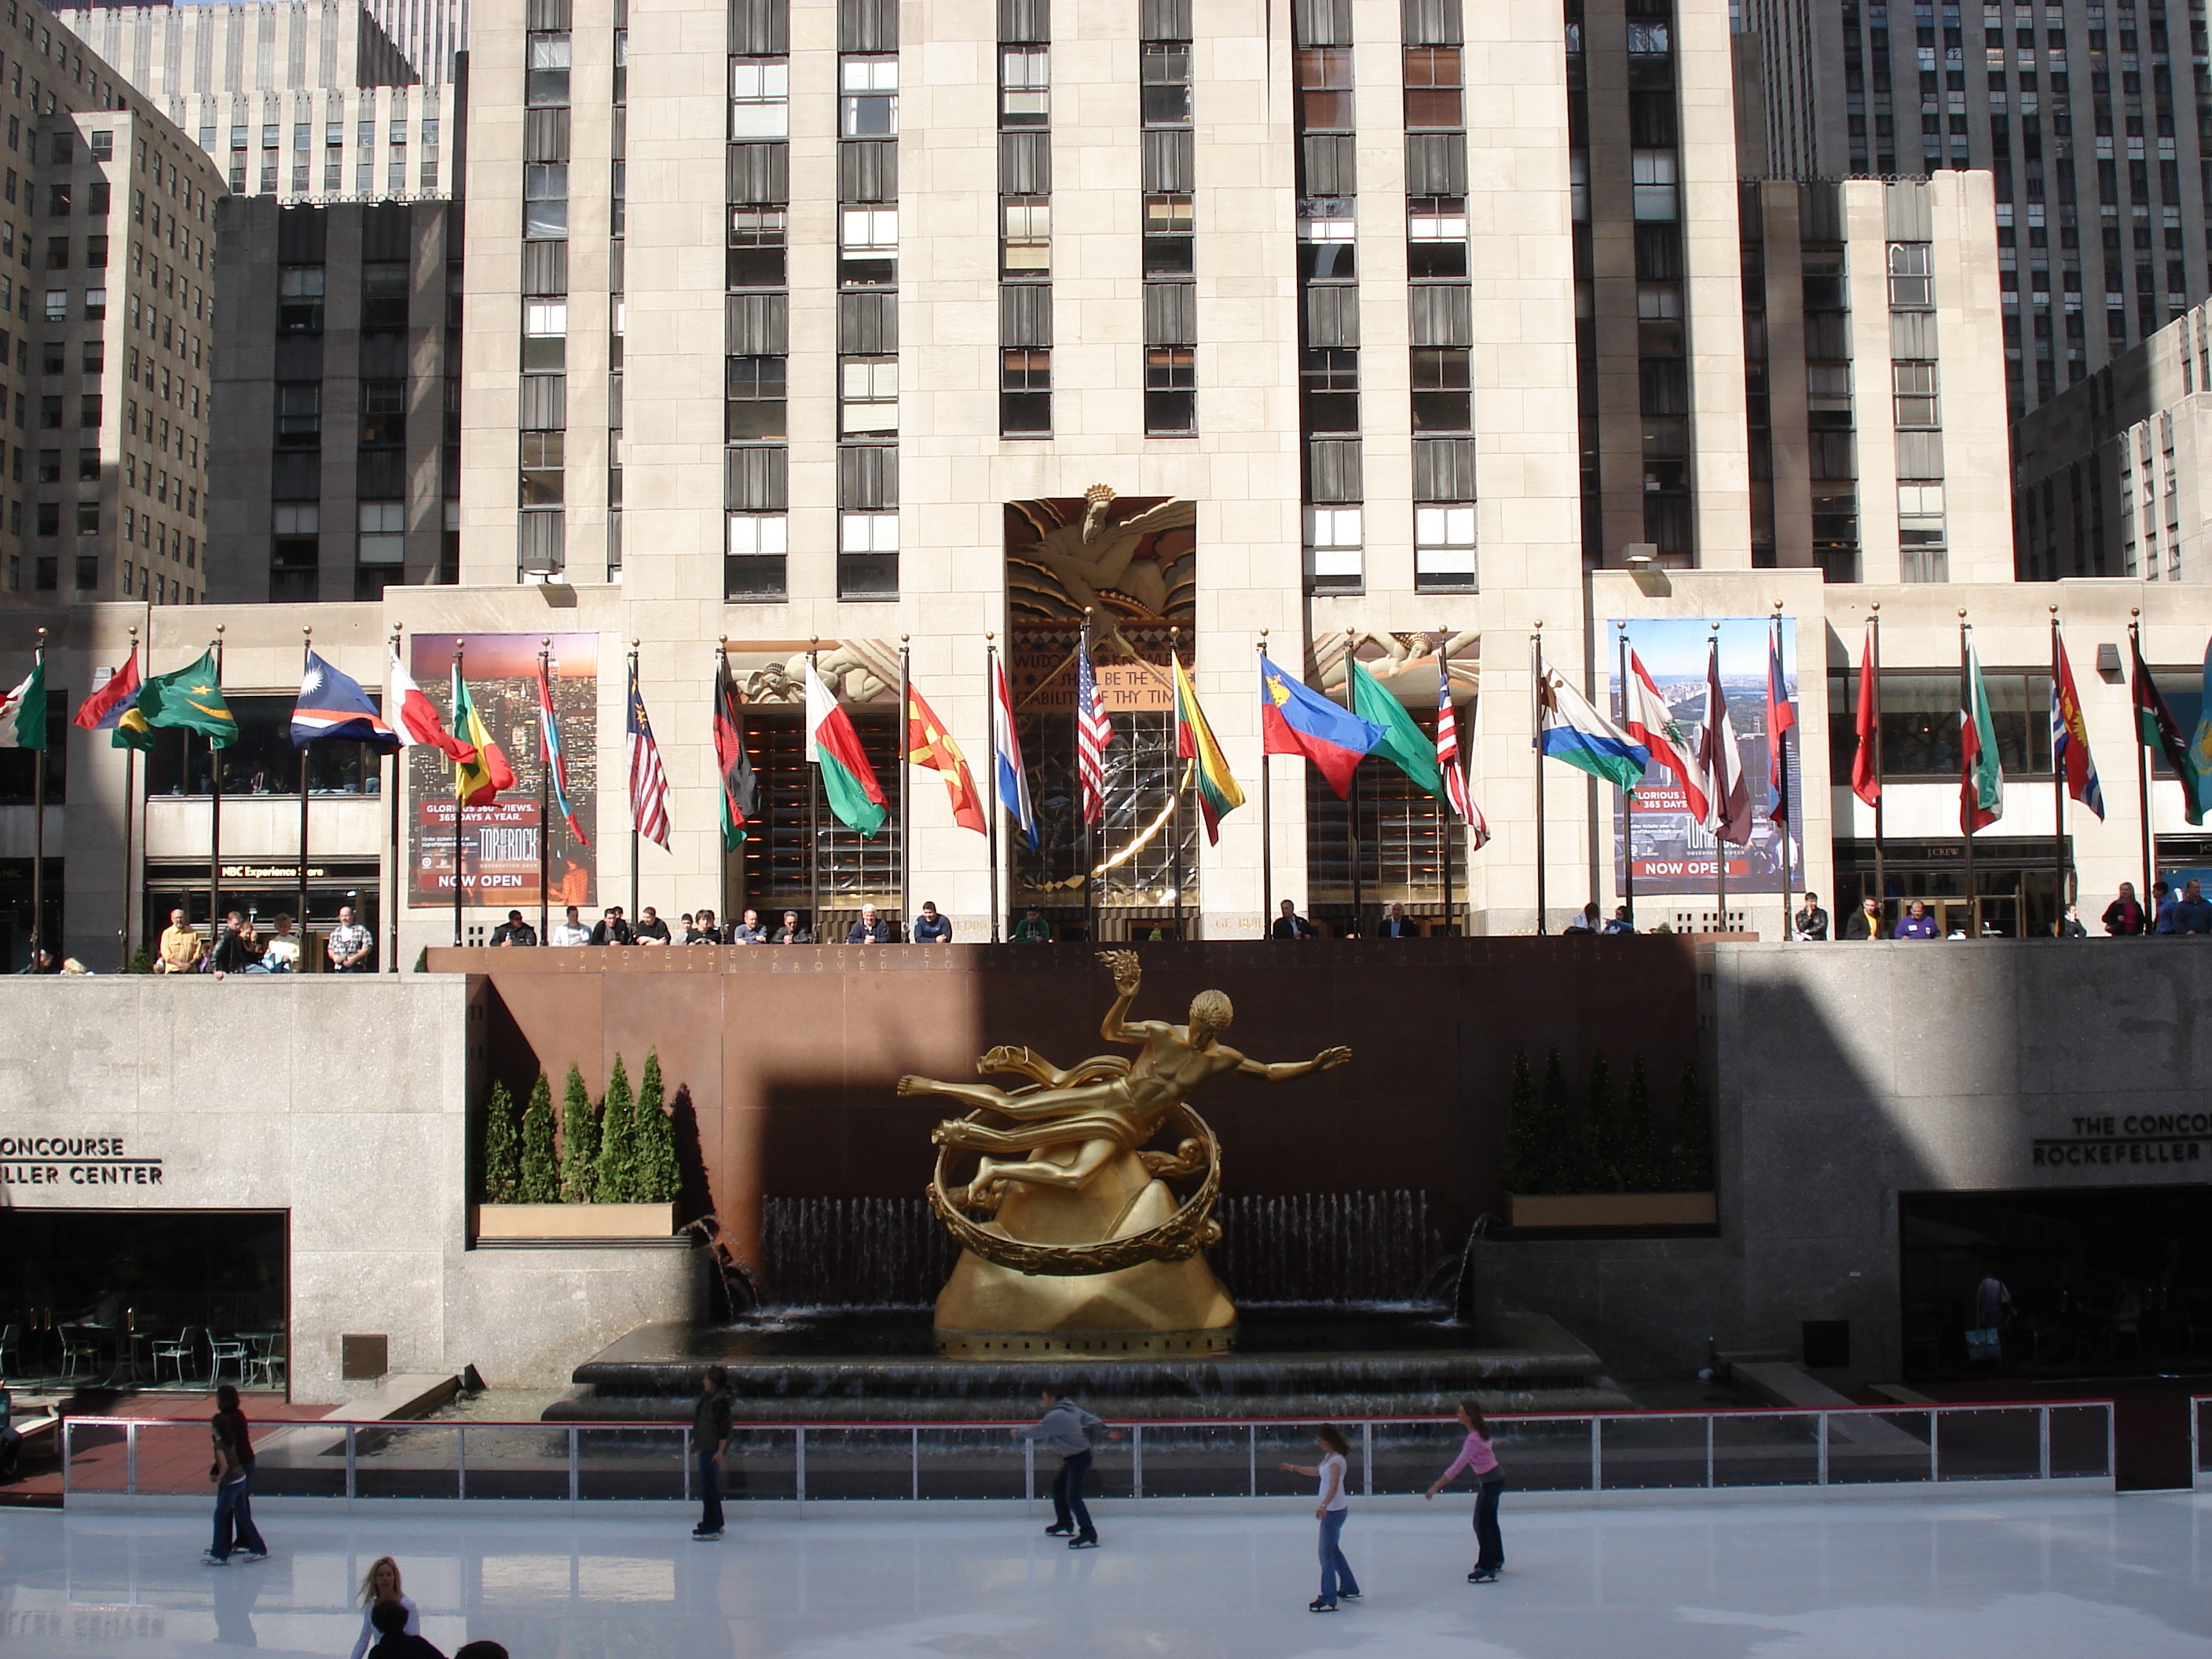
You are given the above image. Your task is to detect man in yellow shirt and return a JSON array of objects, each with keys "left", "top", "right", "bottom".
[{"left": 155, "top": 909, "right": 204, "bottom": 974}]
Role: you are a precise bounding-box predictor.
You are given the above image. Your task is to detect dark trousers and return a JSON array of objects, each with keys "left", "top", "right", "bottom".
[
  {"left": 211, "top": 1470, "right": 266, "bottom": 1558},
  {"left": 1472, "top": 1474, "right": 1505, "bottom": 1570},
  {"left": 1317, "top": 1508, "right": 1359, "bottom": 1603},
  {"left": 696, "top": 1451, "right": 723, "bottom": 1533},
  {"left": 1050, "top": 1450, "right": 1093, "bottom": 1537}
]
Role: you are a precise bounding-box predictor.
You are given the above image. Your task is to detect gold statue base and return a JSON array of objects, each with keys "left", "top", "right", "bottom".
[{"left": 935, "top": 1325, "right": 1238, "bottom": 1358}]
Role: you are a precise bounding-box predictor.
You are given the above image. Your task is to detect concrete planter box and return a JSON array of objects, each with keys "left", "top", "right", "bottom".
[
  {"left": 1507, "top": 1192, "right": 1717, "bottom": 1229},
  {"left": 474, "top": 1202, "right": 678, "bottom": 1240}
]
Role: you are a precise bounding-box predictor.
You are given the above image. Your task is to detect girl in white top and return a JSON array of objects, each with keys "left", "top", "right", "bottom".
[
  {"left": 1279, "top": 1423, "right": 1361, "bottom": 1612},
  {"left": 350, "top": 1556, "right": 420, "bottom": 1659}
]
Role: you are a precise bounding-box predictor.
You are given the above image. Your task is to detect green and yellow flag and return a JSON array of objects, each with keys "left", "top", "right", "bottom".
[
  {"left": 1173, "top": 655, "right": 1243, "bottom": 844},
  {"left": 120, "top": 650, "right": 235, "bottom": 750},
  {"left": 1349, "top": 656, "right": 1442, "bottom": 799}
]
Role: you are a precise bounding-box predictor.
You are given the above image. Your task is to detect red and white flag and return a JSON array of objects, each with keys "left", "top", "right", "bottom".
[
  {"left": 1623, "top": 646, "right": 1710, "bottom": 822},
  {"left": 1434, "top": 657, "right": 1489, "bottom": 849},
  {"left": 387, "top": 650, "right": 474, "bottom": 760},
  {"left": 627, "top": 658, "right": 672, "bottom": 850},
  {"left": 1075, "top": 641, "right": 1111, "bottom": 826}
]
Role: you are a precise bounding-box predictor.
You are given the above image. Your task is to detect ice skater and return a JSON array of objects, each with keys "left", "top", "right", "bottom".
[
  {"left": 1018, "top": 1389, "right": 1102, "bottom": 1548},
  {"left": 692, "top": 1364, "right": 732, "bottom": 1540},
  {"left": 1280, "top": 1424, "right": 1360, "bottom": 1612},
  {"left": 1425, "top": 1397, "right": 1506, "bottom": 1582},
  {"left": 350, "top": 1557, "right": 421, "bottom": 1659},
  {"left": 201, "top": 1385, "right": 268, "bottom": 1566}
]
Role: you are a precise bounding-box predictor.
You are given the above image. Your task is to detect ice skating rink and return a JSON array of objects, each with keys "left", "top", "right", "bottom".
[{"left": 3, "top": 1491, "right": 2211, "bottom": 1658}]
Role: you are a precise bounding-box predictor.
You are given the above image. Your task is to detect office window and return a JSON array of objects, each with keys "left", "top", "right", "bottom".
[
  {"left": 1142, "top": 41, "right": 1193, "bottom": 126},
  {"left": 1001, "top": 349, "right": 1050, "bottom": 435},
  {"left": 840, "top": 356, "right": 898, "bottom": 434},
  {"left": 75, "top": 447, "right": 97, "bottom": 482},
  {"left": 1295, "top": 46, "right": 1353, "bottom": 130},
  {"left": 1414, "top": 503, "right": 1478, "bottom": 589},
  {"left": 1144, "top": 346, "right": 1196, "bottom": 434},
  {"left": 42, "top": 290, "right": 64, "bottom": 321},
  {"left": 84, "top": 287, "right": 104, "bottom": 322},
  {"left": 361, "top": 261, "right": 408, "bottom": 329},
  {"left": 90, "top": 129, "right": 112, "bottom": 161},
  {"left": 839, "top": 511, "right": 898, "bottom": 599},
  {"left": 1304, "top": 505, "right": 1362, "bottom": 591},
  {"left": 275, "top": 382, "right": 320, "bottom": 445},
  {"left": 725, "top": 511, "right": 788, "bottom": 601},
  {"left": 1893, "top": 361, "right": 1940, "bottom": 427},
  {"left": 1298, "top": 211, "right": 1355, "bottom": 282},
  {"left": 74, "top": 555, "right": 97, "bottom": 591},
  {"left": 1632, "top": 149, "right": 1679, "bottom": 220},
  {"left": 729, "top": 207, "right": 788, "bottom": 289},
  {"left": 1888, "top": 241, "right": 1936, "bottom": 306},
  {"left": 360, "top": 380, "right": 405, "bottom": 446},
  {"left": 86, "top": 235, "right": 106, "bottom": 269},
  {"left": 1002, "top": 197, "right": 1050, "bottom": 276},
  {"left": 527, "top": 32, "right": 573, "bottom": 108},
  {"left": 1002, "top": 46, "right": 1049, "bottom": 125},
  {"left": 357, "top": 500, "right": 405, "bottom": 564},
  {"left": 1300, "top": 346, "right": 1360, "bottom": 434},
  {"left": 87, "top": 183, "right": 108, "bottom": 217},
  {"left": 1404, "top": 46, "right": 1463, "bottom": 130},
  {"left": 840, "top": 207, "right": 897, "bottom": 286},
  {"left": 75, "top": 500, "right": 97, "bottom": 535},
  {"left": 520, "top": 430, "right": 564, "bottom": 505},
  {"left": 35, "top": 500, "right": 57, "bottom": 533},
  {"left": 1146, "top": 194, "right": 1196, "bottom": 276},
  {"left": 523, "top": 299, "right": 568, "bottom": 371},
  {"left": 840, "top": 57, "right": 899, "bottom": 138},
  {"left": 726, "top": 356, "right": 788, "bottom": 440},
  {"left": 278, "top": 266, "right": 324, "bottom": 331},
  {"left": 77, "top": 395, "right": 99, "bottom": 429},
  {"left": 43, "top": 235, "right": 64, "bottom": 269},
  {"left": 1412, "top": 346, "right": 1472, "bottom": 432},
  {"left": 730, "top": 58, "right": 790, "bottom": 138},
  {"left": 524, "top": 164, "right": 568, "bottom": 240}
]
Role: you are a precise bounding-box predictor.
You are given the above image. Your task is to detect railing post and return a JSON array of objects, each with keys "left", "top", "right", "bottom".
[
  {"left": 1361, "top": 1421, "right": 1373, "bottom": 1498},
  {"left": 1705, "top": 1414, "right": 1715, "bottom": 1488},
  {"left": 60, "top": 1421, "right": 71, "bottom": 1500},
  {"left": 682, "top": 1427, "right": 693, "bottom": 1502},
  {"left": 1247, "top": 1423, "right": 1256, "bottom": 1498},
  {"left": 794, "top": 1426, "right": 807, "bottom": 1503},
  {"left": 1816, "top": 1412, "right": 1829, "bottom": 1486},
  {"left": 1590, "top": 1416, "right": 1602, "bottom": 1492},
  {"left": 911, "top": 1426, "right": 920, "bottom": 1502},
  {"left": 456, "top": 1425, "right": 466, "bottom": 1501},
  {"left": 1024, "top": 1433, "right": 1035, "bottom": 1504},
  {"left": 2039, "top": 1405, "right": 2052, "bottom": 1481},
  {"left": 2106, "top": 1403, "right": 2116, "bottom": 1481},
  {"left": 1928, "top": 1408, "right": 1940, "bottom": 1482},
  {"left": 1131, "top": 1423, "right": 1144, "bottom": 1501},
  {"left": 568, "top": 1426, "right": 580, "bottom": 1503},
  {"left": 126, "top": 1420, "right": 137, "bottom": 1495},
  {"left": 345, "top": 1426, "right": 357, "bottom": 1500}
]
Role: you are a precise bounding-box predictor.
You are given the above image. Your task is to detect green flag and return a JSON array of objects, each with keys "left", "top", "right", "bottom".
[
  {"left": 0, "top": 658, "right": 46, "bottom": 750},
  {"left": 1960, "top": 637, "right": 2003, "bottom": 832},
  {"left": 135, "top": 650, "right": 236, "bottom": 749},
  {"left": 1348, "top": 657, "right": 1442, "bottom": 798}
]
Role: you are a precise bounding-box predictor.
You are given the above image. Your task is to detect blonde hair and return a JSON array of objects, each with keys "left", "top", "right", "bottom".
[{"left": 359, "top": 1556, "right": 403, "bottom": 1606}]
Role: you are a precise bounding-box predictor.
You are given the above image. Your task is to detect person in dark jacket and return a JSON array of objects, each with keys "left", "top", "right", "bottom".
[
  {"left": 1378, "top": 903, "right": 1419, "bottom": 939},
  {"left": 692, "top": 1365, "right": 733, "bottom": 1540},
  {"left": 588, "top": 906, "right": 635, "bottom": 947},
  {"left": 1792, "top": 893, "right": 1829, "bottom": 939},
  {"left": 2103, "top": 882, "right": 2147, "bottom": 935},
  {"left": 770, "top": 910, "right": 811, "bottom": 945},
  {"left": 2174, "top": 878, "right": 2212, "bottom": 933},
  {"left": 367, "top": 1597, "right": 445, "bottom": 1658},
  {"left": 489, "top": 910, "right": 538, "bottom": 947},
  {"left": 911, "top": 900, "right": 953, "bottom": 943},
  {"left": 209, "top": 914, "right": 262, "bottom": 978},
  {"left": 1270, "top": 899, "right": 1317, "bottom": 941},
  {"left": 1843, "top": 896, "right": 1882, "bottom": 939},
  {"left": 203, "top": 1385, "right": 268, "bottom": 1564},
  {"left": 845, "top": 903, "right": 895, "bottom": 943},
  {"left": 1018, "top": 1390, "right": 1104, "bottom": 1548}
]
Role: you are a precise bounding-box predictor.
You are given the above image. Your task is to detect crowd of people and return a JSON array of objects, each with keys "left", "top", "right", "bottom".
[{"left": 492, "top": 897, "right": 982, "bottom": 947}]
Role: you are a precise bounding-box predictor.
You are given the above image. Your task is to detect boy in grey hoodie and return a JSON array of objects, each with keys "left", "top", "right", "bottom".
[{"left": 1019, "top": 1390, "right": 1104, "bottom": 1547}]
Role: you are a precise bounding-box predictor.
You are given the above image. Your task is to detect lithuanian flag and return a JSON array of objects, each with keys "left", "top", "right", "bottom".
[
  {"left": 1173, "top": 656, "right": 1243, "bottom": 844},
  {"left": 452, "top": 665, "right": 516, "bottom": 806}
]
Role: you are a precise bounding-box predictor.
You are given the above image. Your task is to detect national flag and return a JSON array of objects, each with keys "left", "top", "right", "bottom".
[
  {"left": 1851, "top": 620, "right": 1882, "bottom": 808},
  {"left": 2050, "top": 631, "right": 2105, "bottom": 820},
  {"left": 0, "top": 658, "right": 45, "bottom": 750},
  {"left": 73, "top": 650, "right": 138, "bottom": 731},
  {"left": 625, "top": 660, "right": 671, "bottom": 848},
  {"left": 992, "top": 657, "right": 1037, "bottom": 852},
  {"left": 2132, "top": 632, "right": 2203, "bottom": 826},
  {"left": 1349, "top": 656, "right": 1442, "bottom": 798},
  {"left": 1622, "top": 646, "right": 1710, "bottom": 821},
  {"left": 1259, "top": 651, "right": 1385, "bottom": 800},
  {"left": 1075, "top": 643, "right": 1111, "bottom": 826},
  {"left": 1434, "top": 658, "right": 1489, "bottom": 849},
  {"left": 1698, "top": 636, "right": 1752, "bottom": 845},
  {"left": 1765, "top": 621, "right": 1796, "bottom": 829},
  {"left": 134, "top": 650, "right": 236, "bottom": 749},
  {"left": 452, "top": 664, "right": 515, "bottom": 808},
  {"left": 388, "top": 650, "right": 475, "bottom": 761},
  {"left": 1173, "top": 656, "right": 1244, "bottom": 844},
  {"left": 712, "top": 672, "right": 760, "bottom": 851},
  {"left": 292, "top": 651, "right": 401, "bottom": 752},
  {"left": 2193, "top": 642, "right": 2212, "bottom": 823},
  {"left": 805, "top": 659, "right": 887, "bottom": 837},
  {"left": 1959, "top": 633, "right": 2003, "bottom": 833},
  {"left": 1538, "top": 661, "right": 1649, "bottom": 789},
  {"left": 907, "top": 682, "right": 987, "bottom": 836},
  {"left": 537, "top": 654, "right": 589, "bottom": 846}
]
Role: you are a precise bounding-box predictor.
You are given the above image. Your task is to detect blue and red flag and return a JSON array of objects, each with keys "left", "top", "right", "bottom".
[
  {"left": 291, "top": 651, "right": 401, "bottom": 751},
  {"left": 1765, "top": 619, "right": 1796, "bottom": 828},
  {"left": 2050, "top": 629, "right": 2105, "bottom": 819},
  {"left": 72, "top": 648, "right": 140, "bottom": 731},
  {"left": 1259, "top": 651, "right": 1384, "bottom": 800},
  {"left": 539, "top": 652, "right": 590, "bottom": 846}
]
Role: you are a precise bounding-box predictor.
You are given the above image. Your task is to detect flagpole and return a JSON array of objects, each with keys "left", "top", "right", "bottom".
[
  {"left": 1080, "top": 611, "right": 1096, "bottom": 947},
  {"left": 985, "top": 633, "right": 1002, "bottom": 943},
  {"left": 1168, "top": 625, "right": 1184, "bottom": 942},
  {"left": 628, "top": 639, "right": 643, "bottom": 928},
  {"left": 2132, "top": 610, "right": 2154, "bottom": 910},
  {"left": 388, "top": 625, "right": 403, "bottom": 973},
  {"left": 539, "top": 638, "right": 554, "bottom": 946},
  {"left": 1772, "top": 602, "right": 1795, "bottom": 917},
  {"left": 210, "top": 624, "right": 225, "bottom": 943},
  {"left": 298, "top": 626, "right": 312, "bottom": 944},
  {"left": 716, "top": 639, "right": 731, "bottom": 932},
  {"left": 1617, "top": 622, "right": 1634, "bottom": 931},
  {"left": 1960, "top": 610, "right": 1976, "bottom": 939},
  {"left": 120, "top": 624, "right": 137, "bottom": 971},
  {"left": 1709, "top": 625, "right": 1727, "bottom": 932},
  {"left": 1440, "top": 627, "right": 1456, "bottom": 939},
  {"left": 1532, "top": 622, "right": 1547, "bottom": 936},
  {"left": 1258, "top": 631, "right": 1273, "bottom": 939},
  {"left": 808, "top": 637, "right": 821, "bottom": 936},
  {"left": 30, "top": 626, "right": 44, "bottom": 963},
  {"left": 896, "top": 635, "right": 911, "bottom": 941},
  {"left": 452, "top": 638, "right": 465, "bottom": 948},
  {"left": 1870, "top": 605, "right": 1885, "bottom": 928},
  {"left": 1345, "top": 629, "right": 1362, "bottom": 939},
  {"left": 2050, "top": 605, "right": 2067, "bottom": 936}
]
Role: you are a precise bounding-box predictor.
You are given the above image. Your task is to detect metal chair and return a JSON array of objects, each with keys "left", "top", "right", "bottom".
[
  {"left": 245, "top": 1339, "right": 286, "bottom": 1392},
  {"left": 0, "top": 1323, "right": 21, "bottom": 1375},
  {"left": 151, "top": 1327, "right": 205, "bottom": 1386},
  {"left": 208, "top": 1333, "right": 249, "bottom": 1386},
  {"left": 57, "top": 1327, "right": 100, "bottom": 1381}
]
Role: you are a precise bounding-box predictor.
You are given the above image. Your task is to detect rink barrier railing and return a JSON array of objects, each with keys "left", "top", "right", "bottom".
[
  {"left": 59, "top": 1401, "right": 2118, "bottom": 1503},
  {"left": 2196, "top": 1394, "right": 2212, "bottom": 1483}
]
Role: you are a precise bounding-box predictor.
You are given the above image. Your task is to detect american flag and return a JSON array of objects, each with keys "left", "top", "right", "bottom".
[
  {"left": 626, "top": 657, "right": 671, "bottom": 849},
  {"left": 1435, "top": 656, "right": 1489, "bottom": 849},
  {"left": 1075, "top": 640, "right": 1111, "bottom": 825}
]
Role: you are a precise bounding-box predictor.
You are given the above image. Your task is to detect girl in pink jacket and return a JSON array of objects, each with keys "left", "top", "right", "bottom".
[{"left": 1425, "top": 1398, "right": 1504, "bottom": 1582}]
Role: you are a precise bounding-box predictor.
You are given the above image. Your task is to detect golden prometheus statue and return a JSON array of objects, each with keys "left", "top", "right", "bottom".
[{"left": 900, "top": 951, "right": 1351, "bottom": 1354}]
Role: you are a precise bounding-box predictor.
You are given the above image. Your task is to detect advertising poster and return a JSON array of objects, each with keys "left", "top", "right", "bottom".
[
  {"left": 1607, "top": 617, "right": 1801, "bottom": 897},
  {"left": 407, "top": 632, "right": 599, "bottom": 909}
]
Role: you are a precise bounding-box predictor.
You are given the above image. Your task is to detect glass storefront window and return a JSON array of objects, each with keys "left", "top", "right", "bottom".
[{"left": 145, "top": 695, "right": 384, "bottom": 797}]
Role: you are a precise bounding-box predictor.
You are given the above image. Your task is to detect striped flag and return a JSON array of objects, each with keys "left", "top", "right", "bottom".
[
  {"left": 992, "top": 656, "right": 1037, "bottom": 851},
  {"left": 1172, "top": 655, "right": 1243, "bottom": 844},
  {"left": 1434, "top": 658, "right": 1488, "bottom": 849},
  {"left": 538, "top": 651, "right": 590, "bottom": 846},
  {"left": 73, "top": 649, "right": 139, "bottom": 731},
  {"left": 1075, "top": 641, "right": 1111, "bottom": 826},
  {"left": 626, "top": 658, "right": 671, "bottom": 849}
]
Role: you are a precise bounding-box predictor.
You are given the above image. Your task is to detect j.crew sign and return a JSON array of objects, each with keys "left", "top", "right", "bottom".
[{"left": 0, "top": 1134, "right": 164, "bottom": 1188}]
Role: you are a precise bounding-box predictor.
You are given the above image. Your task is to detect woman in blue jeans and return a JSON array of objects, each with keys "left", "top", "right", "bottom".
[
  {"left": 202, "top": 1386, "right": 268, "bottom": 1565},
  {"left": 1280, "top": 1424, "right": 1360, "bottom": 1612},
  {"left": 1426, "top": 1398, "right": 1505, "bottom": 1582}
]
